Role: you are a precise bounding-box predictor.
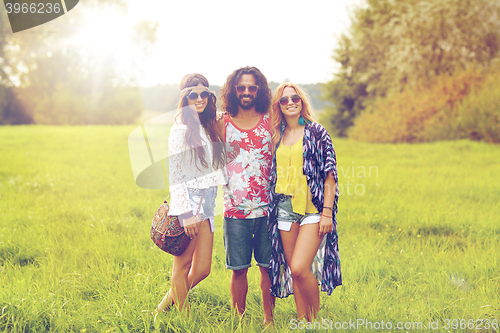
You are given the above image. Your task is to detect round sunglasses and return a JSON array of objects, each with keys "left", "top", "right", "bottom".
[
  {"left": 235, "top": 85, "right": 259, "bottom": 93},
  {"left": 187, "top": 91, "right": 210, "bottom": 100},
  {"left": 279, "top": 94, "right": 301, "bottom": 106}
]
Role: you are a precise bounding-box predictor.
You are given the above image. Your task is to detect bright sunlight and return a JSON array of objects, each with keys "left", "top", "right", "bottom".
[{"left": 69, "top": 7, "right": 141, "bottom": 65}]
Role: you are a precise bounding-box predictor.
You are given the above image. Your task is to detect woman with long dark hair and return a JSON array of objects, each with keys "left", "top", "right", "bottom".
[
  {"left": 267, "top": 83, "right": 341, "bottom": 321},
  {"left": 157, "top": 73, "right": 226, "bottom": 314}
]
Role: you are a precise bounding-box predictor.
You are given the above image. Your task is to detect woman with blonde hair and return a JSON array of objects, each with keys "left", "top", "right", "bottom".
[
  {"left": 157, "top": 73, "right": 226, "bottom": 314},
  {"left": 267, "top": 83, "right": 341, "bottom": 321}
]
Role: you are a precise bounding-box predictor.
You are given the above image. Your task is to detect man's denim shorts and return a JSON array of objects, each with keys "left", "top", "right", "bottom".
[
  {"left": 181, "top": 186, "right": 217, "bottom": 233},
  {"left": 277, "top": 194, "right": 320, "bottom": 231},
  {"left": 223, "top": 216, "right": 272, "bottom": 270}
]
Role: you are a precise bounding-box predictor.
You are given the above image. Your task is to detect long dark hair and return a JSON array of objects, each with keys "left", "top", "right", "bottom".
[
  {"left": 219, "top": 66, "right": 272, "bottom": 116},
  {"left": 176, "top": 73, "right": 225, "bottom": 170}
]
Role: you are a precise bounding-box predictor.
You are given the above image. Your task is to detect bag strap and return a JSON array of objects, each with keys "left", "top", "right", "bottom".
[{"left": 195, "top": 189, "right": 206, "bottom": 215}]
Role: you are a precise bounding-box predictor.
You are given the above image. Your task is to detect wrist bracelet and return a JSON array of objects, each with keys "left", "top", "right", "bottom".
[
  {"left": 321, "top": 213, "right": 332, "bottom": 218},
  {"left": 323, "top": 206, "right": 333, "bottom": 211}
]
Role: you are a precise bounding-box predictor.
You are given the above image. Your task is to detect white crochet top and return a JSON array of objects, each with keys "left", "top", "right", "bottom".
[{"left": 168, "top": 121, "right": 227, "bottom": 215}]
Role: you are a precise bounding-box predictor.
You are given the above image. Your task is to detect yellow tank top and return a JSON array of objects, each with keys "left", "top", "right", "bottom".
[{"left": 275, "top": 137, "right": 318, "bottom": 214}]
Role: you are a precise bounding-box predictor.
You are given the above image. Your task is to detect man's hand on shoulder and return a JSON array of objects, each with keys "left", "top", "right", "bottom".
[{"left": 216, "top": 110, "right": 227, "bottom": 121}]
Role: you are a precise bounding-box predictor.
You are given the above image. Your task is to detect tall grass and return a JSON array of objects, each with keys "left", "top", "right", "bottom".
[{"left": 0, "top": 126, "right": 499, "bottom": 332}]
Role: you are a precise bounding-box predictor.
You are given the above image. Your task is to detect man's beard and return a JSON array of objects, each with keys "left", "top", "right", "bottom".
[{"left": 238, "top": 95, "right": 256, "bottom": 110}]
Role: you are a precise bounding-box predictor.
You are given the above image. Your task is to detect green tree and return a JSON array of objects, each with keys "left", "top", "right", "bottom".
[
  {"left": 0, "top": 9, "right": 33, "bottom": 124},
  {"left": 323, "top": 0, "right": 500, "bottom": 136},
  {"left": 1, "top": 9, "right": 11, "bottom": 86}
]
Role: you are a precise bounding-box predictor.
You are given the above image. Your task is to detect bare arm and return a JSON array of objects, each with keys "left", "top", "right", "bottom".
[
  {"left": 216, "top": 112, "right": 226, "bottom": 142},
  {"left": 318, "top": 171, "right": 336, "bottom": 238},
  {"left": 217, "top": 117, "right": 225, "bottom": 142}
]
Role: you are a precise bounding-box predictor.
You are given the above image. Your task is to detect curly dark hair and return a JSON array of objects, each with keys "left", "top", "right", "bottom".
[
  {"left": 175, "top": 73, "right": 225, "bottom": 170},
  {"left": 219, "top": 66, "right": 272, "bottom": 116}
]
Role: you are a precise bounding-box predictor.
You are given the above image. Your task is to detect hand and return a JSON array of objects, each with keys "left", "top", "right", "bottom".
[
  {"left": 318, "top": 215, "right": 333, "bottom": 238},
  {"left": 216, "top": 111, "right": 227, "bottom": 121},
  {"left": 183, "top": 215, "right": 201, "bottom": 239}
]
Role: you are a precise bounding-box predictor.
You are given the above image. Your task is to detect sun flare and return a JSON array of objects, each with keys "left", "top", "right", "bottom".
[{"left": 70, "top": 8, "right": 138, "bottom": 61}]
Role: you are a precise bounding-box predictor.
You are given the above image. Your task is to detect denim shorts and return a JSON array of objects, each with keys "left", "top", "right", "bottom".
[
  {"left": 277, "top": 195, "right": 320, "bottom": 231},
  {"left": 181, "top": 186, "right": 217, "bottom": 233},
  {"left": 223, "top": 216, "right": 272, "bottom": 270}
]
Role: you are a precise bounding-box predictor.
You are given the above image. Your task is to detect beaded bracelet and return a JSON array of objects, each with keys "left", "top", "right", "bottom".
[{"left": 321, "top": 213, "right": 332, "bottom": 218}]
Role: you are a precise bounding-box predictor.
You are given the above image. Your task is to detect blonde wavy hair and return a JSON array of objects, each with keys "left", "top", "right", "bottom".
[{"left": 270, "top": 82, "right": 315, "bottom": 154}]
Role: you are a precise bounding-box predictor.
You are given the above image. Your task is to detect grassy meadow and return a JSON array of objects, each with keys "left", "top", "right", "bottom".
[{"left": 0, "top": 126, "right": 499, "bottom": 332}]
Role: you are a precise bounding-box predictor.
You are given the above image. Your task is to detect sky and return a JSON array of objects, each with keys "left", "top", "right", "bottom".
[{"left": 125, "top": 0, "right": 357, "bottom": 87}]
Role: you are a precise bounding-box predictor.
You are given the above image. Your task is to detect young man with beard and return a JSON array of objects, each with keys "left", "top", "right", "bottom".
[{"left": 218, "top": 66, "right": 274, "bottom": 325}]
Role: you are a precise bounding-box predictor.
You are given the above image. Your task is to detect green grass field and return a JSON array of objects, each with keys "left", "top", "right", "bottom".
[{"left": 1, "top": 126, "right": 499, "bottom": 332}]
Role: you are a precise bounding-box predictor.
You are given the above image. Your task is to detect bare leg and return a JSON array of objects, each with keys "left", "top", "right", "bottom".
[
  {"left": 164, "top": 235, "right": 197, "bottom": 313},
  {"left": 188, "top": 219, "right": 214, "bottom": 288},
  {"left": 289, "top": 224, "right": 323, "bottom": 321},
  {"left": 230, "top": 268, "right": 248, "bottom": 317},
  {"left": 259, "top": 266, "right": 275, "bottom": 326},
  {"left": 158, "top": 219, "right": 213, "bottom": 313},
  {"left": 280, "top": 224, "right": 308, "bottom": 318}
]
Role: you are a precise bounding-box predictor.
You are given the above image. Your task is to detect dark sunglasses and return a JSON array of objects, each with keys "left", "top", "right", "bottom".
[
  {"left": 279, "top": 94, "right": 301, "bottom": 106},
  {"left": 187, "top": 91, "right": 210, "bottom": 100},
  {"left": 235, "top": 85, "right": 259, "bottom": 93}
]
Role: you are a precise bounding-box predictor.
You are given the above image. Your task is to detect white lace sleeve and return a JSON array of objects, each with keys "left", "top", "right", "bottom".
[{"left": 168, "top": 125, "right": 192, "bottom": 215}]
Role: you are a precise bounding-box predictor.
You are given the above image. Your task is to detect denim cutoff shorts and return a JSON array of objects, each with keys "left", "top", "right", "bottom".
[
  {"left": 223, "top": 216, "right": 272, "bottom": 270},
  {"left": 180, "top": 186, "right": 217, "bottom": 233},
  {"left": 277, "top": 194, "right": 320, "bottom": 231}
]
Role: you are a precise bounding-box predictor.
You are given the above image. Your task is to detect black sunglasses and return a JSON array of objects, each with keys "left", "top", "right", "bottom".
[
  {"left": 235, "top": 85, "right": 259, "bottom": 93},
  {"left": 279, "top": 94, "right": 301, "bottom": 106},
  {"left": 187, "top": 91, "right": 210, "bottom": 100}
]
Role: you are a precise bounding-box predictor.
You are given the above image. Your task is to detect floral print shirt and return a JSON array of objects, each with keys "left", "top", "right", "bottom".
[
  {"left": 223, "top": 113, "right": 272, "bottom": 219},
  {"left": 267, "top": 122, "right": 341, "bottom": 297}
]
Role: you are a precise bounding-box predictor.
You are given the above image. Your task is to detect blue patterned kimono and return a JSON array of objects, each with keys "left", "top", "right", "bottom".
[{"left": 267, "top": 122, "right": 341, "bottom": 298}]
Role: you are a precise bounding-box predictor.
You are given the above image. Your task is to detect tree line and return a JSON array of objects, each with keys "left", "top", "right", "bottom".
[{"left": 4, "top": 0, "right": 499, "bottom": 143}]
